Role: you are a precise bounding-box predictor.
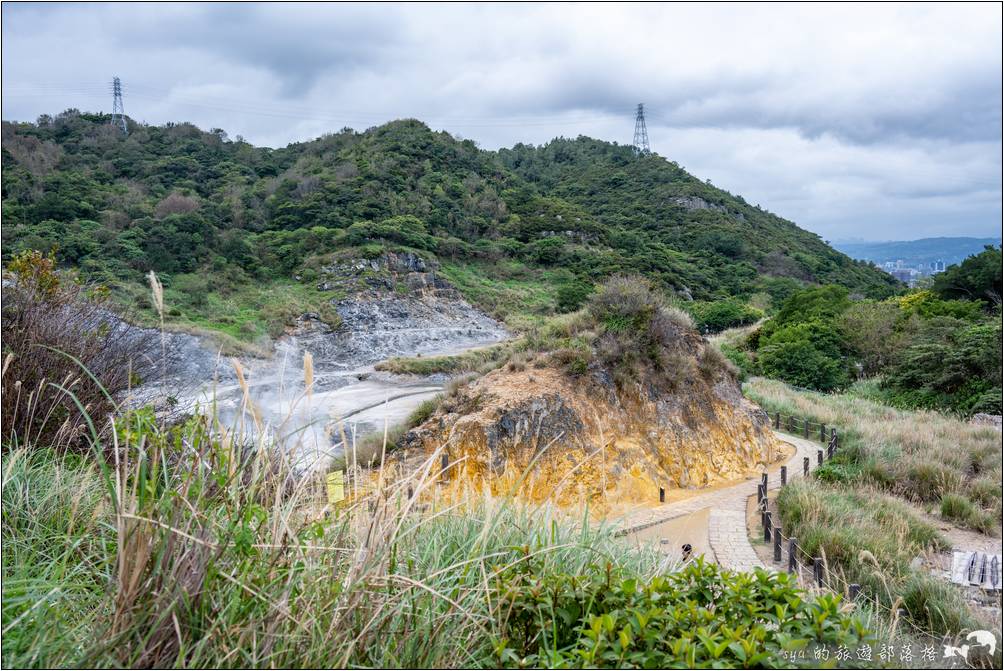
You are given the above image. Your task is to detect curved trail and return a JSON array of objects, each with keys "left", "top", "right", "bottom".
[{"left": 618, "top": 432, "right": 822, "bottom": 571}]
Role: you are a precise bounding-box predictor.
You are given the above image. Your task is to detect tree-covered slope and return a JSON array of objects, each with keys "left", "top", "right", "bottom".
[{"left": 2, "top": 110, "right": 898, "bottom": 337}]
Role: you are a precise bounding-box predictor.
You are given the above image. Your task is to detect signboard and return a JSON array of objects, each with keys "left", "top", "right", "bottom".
[{"left": 326, "top": 470, "right": 345, "bottom": 504}]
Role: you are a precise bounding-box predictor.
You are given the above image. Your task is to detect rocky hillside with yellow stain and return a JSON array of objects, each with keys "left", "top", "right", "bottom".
[{"left": 396, "top": 278, "right": 781, "bottom": 510}]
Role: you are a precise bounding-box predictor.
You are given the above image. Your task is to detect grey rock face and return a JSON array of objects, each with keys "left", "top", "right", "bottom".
[
  {"left": 669, "top": 196, "right": 745, "bottom": 221},
  {"left": 131, "top": 250, "right": 508, "bottom": 471}
]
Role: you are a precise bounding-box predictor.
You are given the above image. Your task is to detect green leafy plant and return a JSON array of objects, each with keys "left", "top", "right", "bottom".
[{"left": 494, "top": 558, "right": 874, "bottom": 669}]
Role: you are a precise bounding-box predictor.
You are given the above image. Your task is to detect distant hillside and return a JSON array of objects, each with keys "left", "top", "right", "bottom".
[
  {"left": 834, "top": 237, "right": 1001, "bottom": 268},
  {"left": 2, "top": 110, "right": 898, "bottom": 339}
]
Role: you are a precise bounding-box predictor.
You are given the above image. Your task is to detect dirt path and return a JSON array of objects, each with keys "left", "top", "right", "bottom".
[{"left": 619, "top": 432, "right": 823, "bottom": 570}]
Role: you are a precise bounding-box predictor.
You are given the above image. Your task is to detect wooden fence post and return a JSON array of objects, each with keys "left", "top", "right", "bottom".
[
  {"left": 813, "top": 557, "right": 824, "bottom": 586},
  {"left": 659, "top": 487, "right": 665, "bottom": 503},
  {"left": 775, "top": 412, "right": 780, "bottom": 430},
  {"left": 817, "top": 449, "right": 823, "bottom": 466},
  {"left": 803, "top": 419, "right": 809, "bottom": 439},
  {"left": 820, "top": 424, "right": 826, "bottom": 442},
  {"left": 780, "top": 465, "right": 787, "bottom": 486},
  {"left": 764, "top": 512, "right": 772, "bottom": 542},
  {"left": 761, "top": 472, "right": 768, "bottom": 490},
  {"left": 757, "top": 483, "right": 764, "bottom": 506},
  {"left": 773, "top": 528, "right": 782, "bottom": 562},
  {"left": 803, "top": 457, "right": 809, "bottom": 476},
  {"left": 788, "top": 538, "right": 797, "bottom": 572}
]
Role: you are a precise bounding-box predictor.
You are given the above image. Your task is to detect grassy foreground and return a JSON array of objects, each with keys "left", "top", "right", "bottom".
[{"left": 2, "top": 398, "right": 881, "bottom": 669}]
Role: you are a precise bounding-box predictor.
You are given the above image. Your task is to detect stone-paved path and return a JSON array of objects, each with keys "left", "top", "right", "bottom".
[{"left": 617, "top": 432, "right": 822, "bottom": 570}]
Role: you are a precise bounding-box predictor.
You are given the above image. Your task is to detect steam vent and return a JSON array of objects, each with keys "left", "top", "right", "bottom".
[{"left": 400, "top": 297, "right": 781, "bottom": 510}]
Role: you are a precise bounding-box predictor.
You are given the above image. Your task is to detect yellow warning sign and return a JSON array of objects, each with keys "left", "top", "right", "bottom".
[{"left": 326, "top": 470, "right": 345, "bottom": 504}]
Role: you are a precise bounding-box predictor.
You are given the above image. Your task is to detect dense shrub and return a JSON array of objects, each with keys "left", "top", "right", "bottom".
[
  {"left": 882, "top": 317, "right": 1002, "bottom": 415},
  {"left": 687, "top": 298, "right": 763, "bottom": 334},
  {"left": 495, "top": 558, "right": 873, "bottom": 668},
  {"left": 1, "top": 251, "right": 157, "bottom": 450},
  {"left": 757, "top": 321, "right": 850, "bottom": 392},
  {"left": 586, "top": 276, "right": 699, "bottom": 387},
  {"left": 555, "top": 280, "right": 593, "bottom": 313},
  {"left": 932, "top": 245, "right": 1002, "bottom": 307}
]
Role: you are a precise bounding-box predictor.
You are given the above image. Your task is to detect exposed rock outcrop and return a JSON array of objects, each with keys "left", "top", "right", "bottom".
[
  {"left": 299, "top": 251, "right": 508, "bottom": 369},
  {"left": 400, "top": 334, "right": 780, "bottom": 509},
  {"left": 669, "top": 196, "right": 746, "bottom": 222}
]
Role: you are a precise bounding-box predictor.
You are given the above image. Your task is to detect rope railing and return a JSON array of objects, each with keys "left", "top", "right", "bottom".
[
  {"left": 754, "top": 418, "right": 948, "bottom": 642},
  {"left": 771, "top": 411, "right": 837, "bottom": 443}
]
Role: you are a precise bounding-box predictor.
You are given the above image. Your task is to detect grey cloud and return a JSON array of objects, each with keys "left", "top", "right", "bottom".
[{"left": 1, "top": 2, "right": 1000, "bottom": 241}]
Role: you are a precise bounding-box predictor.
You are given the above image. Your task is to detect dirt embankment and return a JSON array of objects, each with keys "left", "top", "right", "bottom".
[{"left": 399, "top": 344, "right": 780, "bottom": 511}]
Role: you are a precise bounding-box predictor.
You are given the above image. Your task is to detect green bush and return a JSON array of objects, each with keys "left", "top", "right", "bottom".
[
  {"left": 757, "top": 321, "right": 850, "bottom": 392},
  {"left": 687, "top": 299, "right": 763, "bottom": 334},
  {"left": 718, "top": 343, "right": 754, "bottom": 381},
  {"left": 932, "top": 245, "right": 1002, "bottom": 307},
  {"left": 555, "top": 280, "right": 593, "bottom": 313},
  {"left": 495, "top": 558, "right": 873, "bottom": 669},
  {"left": 940, "top": 493, "right": 998, "bottom": 534}
]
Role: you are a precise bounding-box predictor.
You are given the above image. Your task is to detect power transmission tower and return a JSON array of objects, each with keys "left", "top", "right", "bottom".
[
  {"left": 632, "top": 103, "right": 650, "bottom": 155},
  {"left": 110, "top": 76, "right": 128, "bottom": 135}
]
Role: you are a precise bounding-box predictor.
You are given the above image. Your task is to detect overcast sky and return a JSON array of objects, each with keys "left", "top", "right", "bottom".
[{"left": 3, "top": 2, "right": 1001, "bottom": 241}]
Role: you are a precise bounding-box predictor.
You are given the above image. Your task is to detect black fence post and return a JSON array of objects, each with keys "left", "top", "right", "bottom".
[
  {"left": 813, "top": 557, "right": 824, "bottom": 586},
  {"left": 757, "top": 483, "right": 764, "bottom": 506},
  {"left": 820, "top": 424, "right": 826, "bottom": 442},
  {"left": 849, "top": 583, "right": 860, "bottom": 600},
  {"left": 773, "top": 528, "right": 782, "bottom": 562},
  {"left": 780, "top": 465, "right": 787, "bottom": 486},
  {"left": 764, "top": 511, "right": 772, "bottom": 542},
  {"left": 803, "top": 456, "right": 809, "bottom": 476},
  {"left": 803, "top": 419, "right": 809, "bottom": 439},
  {"left": 659, "top": 487, "right": 665, "bottom": 503},
  {"left": 761, "top": 472, "right": 768, "bottom": 490},
  {"left": 775, "top": 412, "right": 780, "bottom": 430},
  {"left": 817, "top": 449, "right": 823, "bottom": 466},
  {"left": 788, "top": 538, "right": 797, "bottom": 572}
]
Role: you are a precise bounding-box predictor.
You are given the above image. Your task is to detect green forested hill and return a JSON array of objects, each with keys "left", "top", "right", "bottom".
[{"left": 2, "top": 110, "right": 897, "bottom": 339}]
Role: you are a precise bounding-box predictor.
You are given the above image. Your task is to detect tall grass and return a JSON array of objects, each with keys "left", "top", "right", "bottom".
[
  {"left": 745, "top": 376, "right": 1002, "bottom": 533},
  {"left": 748, "top": 377, "right": 1002, "bottom": 647},
  {"left": 1, "top": 398, "right": 672, "bottom": 668}
]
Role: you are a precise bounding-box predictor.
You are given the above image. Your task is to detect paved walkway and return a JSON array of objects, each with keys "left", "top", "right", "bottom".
[{"left": 617, "top": 432, "right": 822, "bottom": 570}]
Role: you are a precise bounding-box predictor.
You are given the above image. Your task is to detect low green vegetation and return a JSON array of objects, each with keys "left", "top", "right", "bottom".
[
  {"left": 746, "top": 377, "right": 1002, "bottom": 533},
  {"left": 496, "top": 558, "right": 872, "bottom": 668},
  {"left": 376, "top": 341, "right": 515, "bottom": 376},
  {"left": 686, "top": 298, "right": 763, "bottom": 334}
]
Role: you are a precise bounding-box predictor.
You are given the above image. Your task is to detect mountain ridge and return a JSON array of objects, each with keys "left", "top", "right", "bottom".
[{"left": 2, "top": 110, "right": 899, "bottom": 340}]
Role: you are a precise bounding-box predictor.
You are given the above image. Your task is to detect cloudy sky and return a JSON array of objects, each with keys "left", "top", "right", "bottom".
[{"left": 3, "top": 2, "right": 1001, "bottom": 241}]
